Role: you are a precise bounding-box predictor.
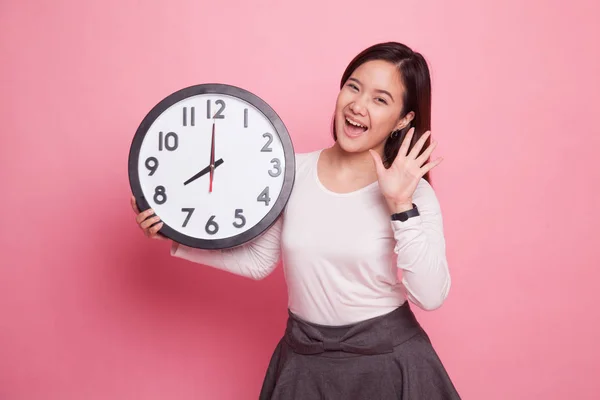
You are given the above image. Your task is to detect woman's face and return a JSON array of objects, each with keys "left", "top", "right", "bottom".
[{"left": 334, "top": 59, "right": 411, "bottom": 155}]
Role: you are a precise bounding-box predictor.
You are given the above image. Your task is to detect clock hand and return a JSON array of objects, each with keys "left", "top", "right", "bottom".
[
  {"left": 183, "top": 158, "right": 224, "bottom": 186},
  {"left": 209, "top": 120, "right": 215, "bottom": 192}
]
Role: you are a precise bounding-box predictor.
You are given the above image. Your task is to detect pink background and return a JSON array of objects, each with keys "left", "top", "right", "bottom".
[{"left": 1, "top": 0, "right": 599, "bottom": 399}]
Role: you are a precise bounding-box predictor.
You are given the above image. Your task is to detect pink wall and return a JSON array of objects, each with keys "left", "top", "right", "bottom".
[{"left": 1, "top": 0, "right": 599, "bottom": 398}]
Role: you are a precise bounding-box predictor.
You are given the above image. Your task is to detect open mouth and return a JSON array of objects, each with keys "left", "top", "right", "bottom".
[{"left": 344, "top": 117, "right": 368, "bottom": 137}]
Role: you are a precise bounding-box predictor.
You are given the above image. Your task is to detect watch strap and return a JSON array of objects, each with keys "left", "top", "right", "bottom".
[{"left": 391, "top": 203, "right": 419, "bottom": 222}]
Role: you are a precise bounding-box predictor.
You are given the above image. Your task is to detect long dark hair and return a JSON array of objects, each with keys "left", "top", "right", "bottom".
[{"left": 332, "top": 42, "right": 433, "bottom": 183}]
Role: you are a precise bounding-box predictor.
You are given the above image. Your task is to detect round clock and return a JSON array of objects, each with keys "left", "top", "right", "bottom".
[{"left": 128, "top": 83, "right": 295, "bottom": 249}]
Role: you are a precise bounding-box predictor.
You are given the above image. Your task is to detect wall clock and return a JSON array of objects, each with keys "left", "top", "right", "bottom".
[{"left": 128, "top": 83, "right": 295, "bottom": 249}]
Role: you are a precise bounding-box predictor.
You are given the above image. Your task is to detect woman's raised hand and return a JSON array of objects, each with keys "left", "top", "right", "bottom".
[{"left": 369, "top": 128, "right": 443, "bottom": 213}]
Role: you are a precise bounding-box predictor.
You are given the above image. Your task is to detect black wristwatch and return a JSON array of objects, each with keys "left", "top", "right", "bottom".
[{"left": 391, "top": 203, "right": 419, "bottom": 222}]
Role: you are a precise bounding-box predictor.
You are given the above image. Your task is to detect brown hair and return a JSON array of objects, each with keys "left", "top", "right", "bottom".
[{"left": 332, "top": 42, "right": 433, "bottom": 183}]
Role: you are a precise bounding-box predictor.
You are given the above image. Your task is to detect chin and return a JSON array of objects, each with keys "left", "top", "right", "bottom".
[
  {"left": 336, "top": 134, "right": 373, "bottom": 155},
  {"left": 335, "top": 117, "right": 372, "bottom": 153}
]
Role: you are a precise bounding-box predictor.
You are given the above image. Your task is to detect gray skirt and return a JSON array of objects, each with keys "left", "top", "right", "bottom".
[{"left": 259, "top": 302, "right": 460, "bottom": 399}]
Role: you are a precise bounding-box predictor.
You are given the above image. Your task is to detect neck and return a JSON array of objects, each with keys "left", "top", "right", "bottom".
[{"left": 325, "top": 142, "right": 382, "bottom": 179}]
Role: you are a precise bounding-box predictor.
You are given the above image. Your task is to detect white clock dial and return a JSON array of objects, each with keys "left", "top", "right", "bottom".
[{"left": 129, "top": 84, "right": 295, "bottom": 249}]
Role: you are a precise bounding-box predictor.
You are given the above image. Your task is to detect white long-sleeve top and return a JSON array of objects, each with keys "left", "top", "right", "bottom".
[{"left": 171, "top": 150, "right": 451, "bottom": 325}]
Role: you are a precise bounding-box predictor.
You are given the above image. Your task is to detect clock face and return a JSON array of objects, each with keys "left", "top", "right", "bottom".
[{"left": 128, "top": 84, "right": 295, "bottom": 249}]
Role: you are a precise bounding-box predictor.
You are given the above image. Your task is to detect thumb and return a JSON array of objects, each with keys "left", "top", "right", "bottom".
[
  {"left": 130, "top": 195, "right": 140, "bottom": 214},
  {"left": 369, "top": 149, "right": 386, "bottom": 177}
]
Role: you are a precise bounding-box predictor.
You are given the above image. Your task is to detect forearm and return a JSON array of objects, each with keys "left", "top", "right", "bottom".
[
  {"left": 392, "top": 179, "right": 451, "bottom": 310},
  {"left": 170, "top": 217, "right": 283, "bottom": 280},
  {"left": 393, "top": 217, "right": 450, "bottom": 310}
]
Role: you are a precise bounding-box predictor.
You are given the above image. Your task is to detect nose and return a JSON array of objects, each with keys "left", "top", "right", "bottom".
[{"left": 349, "top": 96, "right": 368, "bottom": 116}]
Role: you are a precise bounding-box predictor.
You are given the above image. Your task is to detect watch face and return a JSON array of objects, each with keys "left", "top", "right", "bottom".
[{"left": 128, "top": 84, "right": 295, "bottom": 249}]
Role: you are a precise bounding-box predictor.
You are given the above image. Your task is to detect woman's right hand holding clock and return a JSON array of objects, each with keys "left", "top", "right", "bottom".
[{"left": 130, "top": 195, "right": 167, "bottom": 240}]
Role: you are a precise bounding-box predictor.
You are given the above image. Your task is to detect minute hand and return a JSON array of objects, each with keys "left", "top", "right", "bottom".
[
  {"left": 183, "top": 158, "right": 224, "bottom": 186},
  {"left": 209, "top": 121, "right": 215, "bottom": 192}
]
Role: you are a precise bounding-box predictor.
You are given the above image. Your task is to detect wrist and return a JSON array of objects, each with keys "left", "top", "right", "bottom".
[
  {"left": 390, "top": 202, "right": 419, "bottom": 222},
  {"left": 387, "top": 199, "right": 414, "bottom": 214}
]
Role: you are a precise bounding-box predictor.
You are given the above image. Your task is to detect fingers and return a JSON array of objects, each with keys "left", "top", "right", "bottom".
[
  {"left": 135, "top": 208, "right": 156, "bottom": 225},
  {"left": 408, "top": 130, "right": 432, "bottom": 160},
  {"left": 398, "top": 127, "right": 415, "bottom": 157},
  {"left": 368, "top": 149, "right": 386, "bottom": 176},
  {"left": 139, "top": 214, "right": 165, "bottom": 239},
  {"left": 131, "top": 195, "right": 166, "bottom": 240},
  {"left": 140, "top": 215, "right": 161, "bottom": 230},
  {"left": 420, "top": 157, "right": 444, "bottom": 175},
  {"left": 147, "top": 222, "right": 165, "bottom": 239},
  {"left": 416, "top": 139, "right": 438, "bottom": 166}
]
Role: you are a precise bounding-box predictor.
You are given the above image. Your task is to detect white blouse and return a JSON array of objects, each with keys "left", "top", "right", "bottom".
[{"left": 171, "top": 150, "right": 451, "bottom": 325}]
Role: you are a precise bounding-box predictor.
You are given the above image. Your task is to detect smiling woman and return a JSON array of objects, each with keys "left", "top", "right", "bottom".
[
  {"left": 332, "top": 43, "right": 434, "bottom": 177},
  {"left": 132, "top": 41, "right": 459, "bottom": 399}
]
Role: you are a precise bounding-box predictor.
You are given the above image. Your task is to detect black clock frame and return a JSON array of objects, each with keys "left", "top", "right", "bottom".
[{"left": 128, "top": 83, "right": 295, "bottom": 249}]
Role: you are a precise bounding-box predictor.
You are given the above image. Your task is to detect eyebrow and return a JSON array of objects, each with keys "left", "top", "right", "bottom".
[{"left": 348, "top": 77, "right": 395, "bottom": 102}]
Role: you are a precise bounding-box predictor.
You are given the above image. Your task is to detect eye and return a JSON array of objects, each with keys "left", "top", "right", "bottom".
[
  {"left": 347, "top": 83, "right": 359, "bottom": 91},
  {"left": 375, "top": 97, "right": 388, "bottom": 105}
]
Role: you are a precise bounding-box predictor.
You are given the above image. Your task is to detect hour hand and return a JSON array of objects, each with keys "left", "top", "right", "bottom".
[{"left": 183, "top": 158, "right": 224, "bottom": 186}]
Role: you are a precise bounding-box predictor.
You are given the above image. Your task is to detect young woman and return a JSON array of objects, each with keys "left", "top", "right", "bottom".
[{"left": 132, "top": 41, "right": 460, "bottom": 399}]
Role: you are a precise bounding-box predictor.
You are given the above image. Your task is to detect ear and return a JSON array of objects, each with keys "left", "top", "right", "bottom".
[{"left": 394, "top": 111, "right": 415, "bottom": 131}]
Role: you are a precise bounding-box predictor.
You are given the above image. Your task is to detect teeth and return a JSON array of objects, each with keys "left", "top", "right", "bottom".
[{"left": 346, "top": 117, "right": 366, "bottom": 128}]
